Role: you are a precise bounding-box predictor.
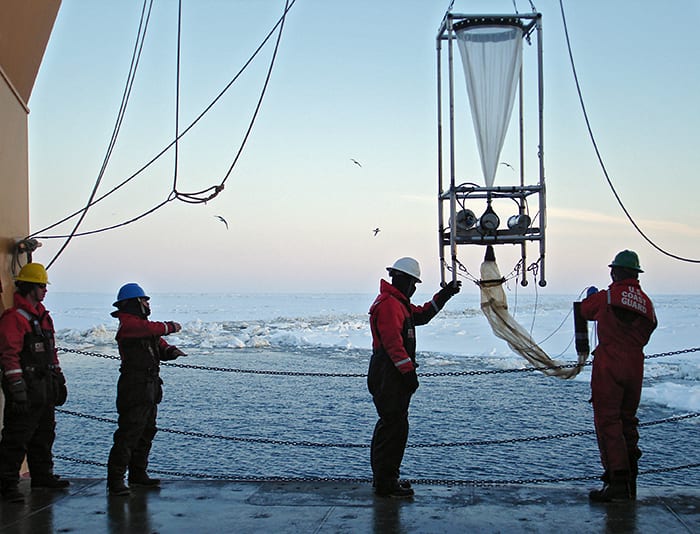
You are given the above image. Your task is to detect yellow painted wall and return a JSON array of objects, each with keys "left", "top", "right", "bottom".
[
  {"left": 0, "top": 0, "right": 61, "bottom": 457},
  {"left": 0, "top": 71, "right": 30, "bottom": 312},
  {"left": 0, "top": 0, "right": 62, "bottom": 105},
  {"left": 0, "top": 0, "right": 61, "bottom": 312},
  {"left": 0, "top": 57, "right": 30, "bottom": 462},
  {"left": 0, "top": 0, "right": 61, "bottom": 311}
]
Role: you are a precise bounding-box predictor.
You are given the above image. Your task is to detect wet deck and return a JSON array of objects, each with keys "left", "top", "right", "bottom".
[{"left": 2, "top": 480, "right": 700, "bottom": 533}]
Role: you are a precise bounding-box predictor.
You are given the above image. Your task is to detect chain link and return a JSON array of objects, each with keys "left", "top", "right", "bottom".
[
  {"left": 56, "top": 346, "right": 700, "bottom": 378},
  {"left": 56, "top": 408, "right": 700, "bottom": 449},
  {"left": 56, "top": 347, "right": 366, "bottom": 377},
  {"left": 644, "top": 347, "right": 700, "bottom": 359},
  {"left": 54, "top": 346, "right": 700, "bottom": 483},
  {"left": 53, "top": 454, "right": 700, "bottom": 486},
  {"left": 60, "top": 348, "right": 120, "bottom": 361}
]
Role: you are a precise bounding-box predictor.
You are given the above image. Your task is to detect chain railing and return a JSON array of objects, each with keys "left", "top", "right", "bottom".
[
  {"left": 54, "top": 345, "right": 700, "bottom": 484},
  {"left": 53, "top": 453, "right": 700, "bottom": 486},
  {"left": 56, "top": 346, "right": 700, "bottom": 378},
  {"left": 56, "top": 408, "right": 700, "bottom": 449}
]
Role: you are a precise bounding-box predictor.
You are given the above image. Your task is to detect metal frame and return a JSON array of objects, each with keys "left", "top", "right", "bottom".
[{"left": 436, "top": 12, "right": 546, "bottom": 287}]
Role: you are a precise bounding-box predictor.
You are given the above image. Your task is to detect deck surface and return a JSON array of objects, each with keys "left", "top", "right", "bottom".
[{"left": 2, "top": 479, "right": 699, "bottom": 533}]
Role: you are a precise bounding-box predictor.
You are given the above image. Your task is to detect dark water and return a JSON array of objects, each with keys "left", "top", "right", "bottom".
[{"left": 54, "top": 345, "right": 700, "bottom": 490}]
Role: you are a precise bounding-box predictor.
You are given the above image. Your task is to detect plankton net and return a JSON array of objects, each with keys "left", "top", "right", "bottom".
[
  {"left": 436, "top": 13, "right": 582, "bottom": 377},
  {"left": 437, "top": 13, "right": 547, "bottom": 288},
  {"left": 455, "top": 22, "right": 523, "bottom": 189}
]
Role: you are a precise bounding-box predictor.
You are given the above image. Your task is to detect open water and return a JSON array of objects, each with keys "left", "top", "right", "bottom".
[{"left": 46, "top": 291, "right": 700, "bottom": 489}]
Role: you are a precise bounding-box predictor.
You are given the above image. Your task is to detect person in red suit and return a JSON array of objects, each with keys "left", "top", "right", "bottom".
[
  {"left": 581, "top": 250, "right": 657, "bottom": 502},
  {"left": 368, "top": 257, "right": 460, "bottom": 498},
  {"left": 0, "top": 263, "right": 69, "bottom": 504}
]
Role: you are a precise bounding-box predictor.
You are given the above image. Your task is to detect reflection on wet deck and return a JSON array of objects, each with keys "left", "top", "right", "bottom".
[{"left": 2, "top": 479, "right": 700, "bottom": 533}]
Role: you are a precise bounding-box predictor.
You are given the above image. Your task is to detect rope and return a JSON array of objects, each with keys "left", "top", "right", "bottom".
[
  {"left": 45, "top": 0, "right": 155, "bottom": 269},
  {"left": 558, "top": 0, "right": 700, "bottom": 264},
  {"left": 31, "top": 0, "right": 297, "bottom": 241},
  {"left": 451, "top": 257, "right": 540, "bottom": 288},
  {"left": 171, "top": 0, "right": 183, "bottom": 194},
  {"left": 33, "top": 199, "right": 174, "bottom": 239},
  {"left": 173, "top": 0, "right": 292, "bottom": 204}
]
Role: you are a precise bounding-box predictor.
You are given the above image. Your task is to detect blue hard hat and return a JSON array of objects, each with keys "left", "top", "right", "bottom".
[{"left": 113, "top": 283, "right": 149, "bottom": 307}]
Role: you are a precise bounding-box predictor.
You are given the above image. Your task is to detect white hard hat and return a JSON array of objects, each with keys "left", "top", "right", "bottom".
[{"left": 386, "top": 257, "right": 421, "bottom": 283}]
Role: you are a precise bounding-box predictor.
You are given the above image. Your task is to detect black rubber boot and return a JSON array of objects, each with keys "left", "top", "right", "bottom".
[
  {"left": 629, "top": 475, "right": 637, "bottom": 501},
  {"left": 107, "top": 477, "right": 130, "bottom": 496},
  {"left": 589, "top": 471, "right": 633, "bottom": 502},
  {"left": 107, "top": 462, "right": 130, "bottom": 496},
  {"left": 375, "top": 480, "right": 415, "bottom": 499},
  {"left": 372, "top": 479, "right": 411, "bottom": 489},
  {"left": 629, "top": 449, "right": 641, "bottom": 500},
  {"left": 128, "top": 472, "right": 161, "bottom": 488},
  {"left": 31, "top": 474, "right": 70, "bottom": 489}
]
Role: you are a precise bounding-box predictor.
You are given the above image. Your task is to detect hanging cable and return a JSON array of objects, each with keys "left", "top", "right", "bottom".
[
  {"left": 44, "top": 0, "right": 154, "bottom": 269},
  {"left": 31, "top": 0, "right": 297, "bottom": 240},
  {"left": 172, "top": 0, "right": 183, "bottom": 193},
  {"left": 174, "top": 0, "right": 292, "bottom": 202},
  {"left": 558, "top": 0, "right": 700, "bottom": 264},
  {"left": 529, "top": 272, "right": 539, "bottom": 337},
  {"left": 32, "top": 199, "right": 172, "bottom": 239}
]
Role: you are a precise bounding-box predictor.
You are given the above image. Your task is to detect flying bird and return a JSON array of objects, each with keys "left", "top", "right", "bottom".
[
  {"left": 373, "top": 228, "right": 380, "bottom": 236},
  {"left": 214, "top": 215, "right": 229, "bottom": 229},
  {"left": 350, "top": 158, "right": 362, "bottom": 168},
  {"left": 500, "top": 161, "right": 514, "bottom": 170}
]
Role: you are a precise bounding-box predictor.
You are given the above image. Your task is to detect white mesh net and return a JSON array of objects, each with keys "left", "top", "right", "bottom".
[
  {"left": 479, "top": 250, "right": 588, "bottom": 379},
  {"left": 455, "top": 24, "right": 523, "bottom": 187}
]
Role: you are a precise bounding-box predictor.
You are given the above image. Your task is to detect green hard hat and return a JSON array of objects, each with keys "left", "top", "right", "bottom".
[{"left": 609, "top": 250, "right": 643, "bottom": 273}]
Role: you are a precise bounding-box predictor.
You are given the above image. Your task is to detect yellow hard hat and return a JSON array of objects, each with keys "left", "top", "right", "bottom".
[{"left": 15, "top": 263, "right": 50, "bottom": 285}]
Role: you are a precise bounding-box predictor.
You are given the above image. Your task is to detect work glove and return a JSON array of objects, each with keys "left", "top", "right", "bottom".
[
  {"left": 586, "top": 286, "right": 598, "bottom": 298},
  {"left": 435, "top": 280, "right": 462, "bottom": 308},
  {"left": 7, "top": 378, "right": 30, "bottom": 414},
  {"left": 53, "top": 371, "right": 68, "bottom": 406},
  {"left": 165, "top": 346, "right": 187, "bottom": 360},
  {"left": 166, "top": 321, "right": 182, "bottom": 334},
  {"left": 402, "top": 370, "right": 419, "bottom": 394}
]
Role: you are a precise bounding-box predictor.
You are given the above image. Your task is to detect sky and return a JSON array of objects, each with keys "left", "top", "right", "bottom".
[{"left": 27, "top": 0, "right": 700, "bottom": 296}]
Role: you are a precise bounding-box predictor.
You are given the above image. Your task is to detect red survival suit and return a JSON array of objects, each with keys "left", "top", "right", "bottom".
[
  {"left": 0, "top": 293, "right": 65, "bottom": 486},
  {"left": 367, "top": 279, "right": 448, "bottom": 488},
  {"left": 581, "top": 279, "right": 657, "bottom": 479}
]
